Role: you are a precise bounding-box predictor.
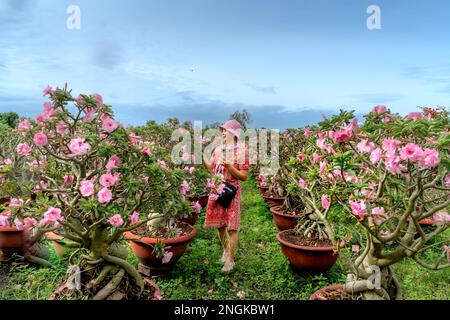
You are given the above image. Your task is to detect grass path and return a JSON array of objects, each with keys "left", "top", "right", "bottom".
[
  {"left": 0, "top": 174, "right": 448, "bottom": 299},
  {"left": 150, "top": 175, "right": 345, "bottom": 299}
]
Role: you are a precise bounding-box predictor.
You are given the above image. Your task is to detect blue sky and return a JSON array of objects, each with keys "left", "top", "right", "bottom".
[{"left": 0, "top": 0, "right": 449, "bottom": 129}]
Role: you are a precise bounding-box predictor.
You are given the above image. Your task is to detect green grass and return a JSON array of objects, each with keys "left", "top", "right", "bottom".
[{"left": 0, "top": 175, "right": 448, "bottom": 300}]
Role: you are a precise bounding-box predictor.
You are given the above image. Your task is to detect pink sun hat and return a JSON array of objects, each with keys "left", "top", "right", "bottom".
[{"left": 219, "top": 119, "right": 243, "bottom": 137}]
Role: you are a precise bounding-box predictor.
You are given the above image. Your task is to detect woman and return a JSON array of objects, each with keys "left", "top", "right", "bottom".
[{"left": 203, "top": 119, "right": 249, "bottom": 273}]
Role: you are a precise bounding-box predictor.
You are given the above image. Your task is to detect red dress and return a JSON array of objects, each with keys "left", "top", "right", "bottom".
[{"left": 204, "top": 145, "right": 249, "bottom": 231}]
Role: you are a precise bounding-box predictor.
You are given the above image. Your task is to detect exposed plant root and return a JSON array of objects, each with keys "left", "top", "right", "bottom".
[
  {"left": 24, "top": 253, "right": 53, "bottom": 268},
  {"left": 390, "top": 269, "right": 403, "bottom": 300},
  {"left": 93, "top": 268, "right": 125, "bottom": 300},
  {"left": 86, "top": 264, "right": 117, "bottom": 290},
  {"left": 101, "top": 252, "right": 144, "bottom": 295}
]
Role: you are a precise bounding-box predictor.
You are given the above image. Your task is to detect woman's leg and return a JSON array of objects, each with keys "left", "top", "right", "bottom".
[
  {"left": 227, "top": 230, "right": 239, "bottom": 262},
  {"left": 217, "top": 226, "right": 229, "bottom": 252}
]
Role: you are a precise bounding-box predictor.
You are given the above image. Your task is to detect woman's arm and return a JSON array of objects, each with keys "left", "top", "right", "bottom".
[
  {"left": 223, "top": 163, "right": 248, "bottom": 181},
  {"left": 203, "top": 155, "right": 214, "bottom": 170}
]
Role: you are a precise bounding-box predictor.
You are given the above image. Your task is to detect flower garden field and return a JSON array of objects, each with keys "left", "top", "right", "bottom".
[
  {"left": 0, "top": 86, "right": 448, "bottom": 300},
  {"left": 1, "top": 175, "right": 448, "bottom": 300}
]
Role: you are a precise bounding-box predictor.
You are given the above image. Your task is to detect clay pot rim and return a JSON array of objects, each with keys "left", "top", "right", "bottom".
[
  {"left": 143, "top": 278, "right": 162, "bottom": 300},
  {"left": 124, "top": 222, "right": 196, "bottom": 245},
  {"left": 0, "top": 226, "right": 23, "bottom": 232},
  {"left": 418, "top": 219, "right": 435, "bottom": 226},
  {"left": 276, "top": 230, "right": 336, "bottom": 252},
  {"left": 270, "top": 205, "right": 302, "bottom": 219},
  {"left": 262, "top": 193, "right": 286, "bottom": 200},
  {"left": 309, "top": 284, "right": 345, "bottom": 300}
]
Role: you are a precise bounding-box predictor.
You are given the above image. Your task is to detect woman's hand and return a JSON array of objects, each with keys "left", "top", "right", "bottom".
[{"left": 221, "top": 160, "right": 233, "bottom": 170}]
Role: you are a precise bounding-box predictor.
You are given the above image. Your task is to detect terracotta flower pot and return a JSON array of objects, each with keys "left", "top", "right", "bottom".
[
  {"left": 309, "top": 284, "right": 345, "bottom": 300},
  {"left": 270, "top": 206, "right": 301, "bottom": 231},
  {"left": 46, "top": 231, "right": 67, "bottom": 257},
  {"left": 0, "top": 226, "right": 25, "bottom": 260},
  {"left": 188, "top": 194, "right": 209, "bottom": 209},
  {"left": 48, "top": 277, "right": 162, "bottom": 300},
  {"left": 258, "top": 184, "right": 269, "bottom": 195},
  {"left": 262, "top": 193, "right": 286, "bottom": 208},
  {"left": 276, "top": 230, "right": 338, "bottom": 272},
  {"left": 125, "top": 223, "right": 196, "bottom": 277}
]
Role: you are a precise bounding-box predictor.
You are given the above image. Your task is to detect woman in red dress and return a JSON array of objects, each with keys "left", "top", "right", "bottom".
[{"left": 203, "top": 119, "right": 249, "bottom": 272}]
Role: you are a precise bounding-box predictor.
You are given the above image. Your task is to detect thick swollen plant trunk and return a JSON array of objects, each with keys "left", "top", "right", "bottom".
[
  {"left": 64, "top": 225, "right": 145, "bottom": 300},
  {"left": 344, "top": 258, "right": 403, "bottom": 300},
  {"left": 343, "top": 237, "right": 403, "bottom": 300}
]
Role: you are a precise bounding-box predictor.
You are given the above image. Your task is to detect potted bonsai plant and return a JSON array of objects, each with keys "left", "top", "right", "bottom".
[
  {"left": 14, "top": 84, "right": 182, "bottom": 299},
  {"left": 301, "top": 106, "right": 449, "bottom": 300}
]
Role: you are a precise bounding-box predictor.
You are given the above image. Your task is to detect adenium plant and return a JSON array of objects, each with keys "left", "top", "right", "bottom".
[
  {"left": 291, "top": 107, "right": 449, "bottom": 299},
  {"left": 6, "top": 85, "right": 192, "bottom": 299}
]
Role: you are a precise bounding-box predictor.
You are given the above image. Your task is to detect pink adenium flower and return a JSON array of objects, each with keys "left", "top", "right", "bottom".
[
  {"left": 371, "top": 207, "right": 388, "bottom": 225},
  {"left": 357, "top": 139, "right": 375, "bottom": 153},
  {"left": 432, "top": 211, "right": 450, "bottom": 226},
  {"left": 98, "top": 187, "right": 113, "bottom": 204},
  {"left": 80, "top": 180, "right": 95, "bottom": 197},
  {"left": 17, "top": 119, "right": 32, "bottom": 132},
  {"left": 312, "top": 153, "right": 320, "bottom": 164},
  {"left": 407, "top": 112, "right": 423, "bottom": 121},
  {"left": 191, "top": 201, "right": 202, "bottom": 214},
  {"left": 108, "top": 214, "right": 124, "bottom": 227},
  {"left": 297, "top": 152, "right": 306, "bottom": 162},
  {"left": 385, "top": 154, "right": 406, "bottom": 175},
  {"left": 16, "top": 143, "right": 32, "bottom": 156},
  {"left": 69, "top": 138, "right": 91, "bottom": 156},
  {"left": 14, "top": 218, "right": 23, "bottom": 230},
  {"left": 419, "top": 148, "right": 440, "bottom": 168},
  {"left": 91, "top": 93, "right": 103, "bottom": 107},
  {"left": 399, "top": 143, "right": 422, "bottom": 161},
  {"left": 42, "top": 207, "right": 63, "bottom": 226},
  {"left": 63, "top": 175, "right": 74, "bottom": 186},
  {"left": 130, "top": 211, "right": 140, "bottom": 224},
  {"left": 42, "top": 85, "right": 53, "bottom": 96},
  {"left": 381, "top": 138, "right": 401, "bottom": 154},
  {"left": 304, "top": 127, "right": 310, "bottom": 138},
  {"left": 106, "top": 155, "right": 121, "bottom": 170},
  {"left": 298, "top": 178, "right": 307, "bottom": 189},
  {"left": 9, "top": 198, "right": 24, "bottom": 208},
  {"left": 445, "top": 174, "right": 450, "bottom": 187},
  {"left": 379, "top": 230, "right": 391, "bottom": 237},
  {"left": 56, "top": 121, "right": 70, "bottom": 135},
  {"left": 99, "top": 172, "right": 120, "bottom": 188},
  {"left": 180, "top": 180, "right": 190, "bottom": 197},
  {"left": 370, "top": 148, "right": 382, "bottom": 164},
  {"left": 373, "top": 105, "right": 387, "bottom": 114},
  {"left": 319, "top": 160, "right": 328, "bottom": 175},
  {"left": 23, "top": 217, "right": 37, "bottom": 229},
  {"left": 33, "top": 132, "right": 48, "bottom": 147},
  {"left": 0, "top": 215, "right": 10, "bottom": 227},
  {"left": 75, "top": 94, "right": 85, "bottom": 105},
  {"left": 331, "top": 123, "right": 354, "bottom": 143},
  {"left": 321, "top": 194, "right": 330, "bottom": 210},
  {"left": 349, "top": 200, "right": 367, "bottom": 220},
  {"left": 101, "top": 116, "right": 118, "bottom": 133},
  {"left": 209, "top": 194, "right": 219, "bottom": 201},
  {"left": 83, "top": 108, "right": 96, "bottom": 123}
]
